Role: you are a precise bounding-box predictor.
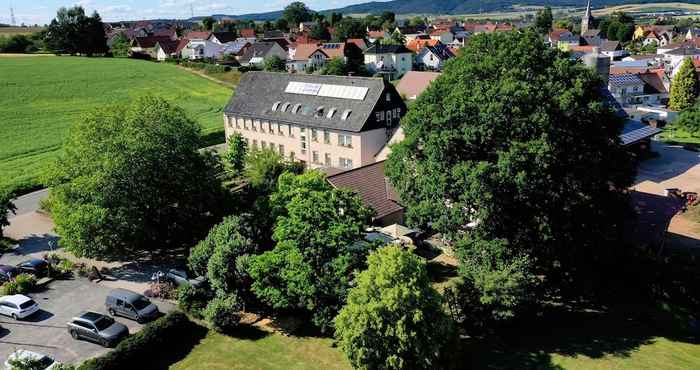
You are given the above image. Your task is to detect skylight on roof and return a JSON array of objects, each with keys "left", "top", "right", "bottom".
[
  {"left": 341, "top": 109, "right": 352, "bottom": 121},
  {"left": 327, "top": 107, "right": 337, "bottom": 119},
  {"left": 272, "top": 101, "right": 281, "bottom": 111},
  {"left": 281, "top": 102, "right": 290, "bottom": 112},
  {"left": 284, "top": 82, "right": 368, "bottom": 101},
  {"left": 292, "top": 103, "right": 302, "bottom": 114}
]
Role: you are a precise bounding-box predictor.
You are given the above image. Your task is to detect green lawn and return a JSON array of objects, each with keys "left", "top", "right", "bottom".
[
  {"left": 170, "top": 328, "right": 351, "bottom": 370},
  {"left": 0, "top": 56, "right": 233, "bottom": 194}
]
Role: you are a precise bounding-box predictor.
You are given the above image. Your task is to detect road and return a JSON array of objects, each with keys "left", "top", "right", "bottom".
[{"left": 9, "top": 188, "right": 48, "bottom": 219}]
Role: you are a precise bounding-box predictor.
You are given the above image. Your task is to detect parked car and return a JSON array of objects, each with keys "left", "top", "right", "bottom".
[
  {"left": 105, "top": 288, "right": 160, "bottom": 323},
  {"left": 67, "top": 311, "right": 129, "bottom": 347},
  {"left": 0, "top": 264, "right": 20, "bottom": 282},
  {"left": 165, "top": 268, "right": 205, "bottom": 287},
  {"left": 0, "top": 294, "right": 39, "bottom": 320},
  {"left": 4, "top": 349, "right": 60, "bottom": 369},
  {"left": 16, "top": 259, "right": 50, "bottom": 278}
]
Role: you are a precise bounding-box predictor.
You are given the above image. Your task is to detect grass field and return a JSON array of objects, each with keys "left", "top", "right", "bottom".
[
  {"left": 0, "top": 26, "right": 43, "bottom": 36},
  {"left": 0, "top": 56, "right": 233, "bottom": 194},
  {"left": 170, "top": 328, "right": 351, "bottom": 370}
]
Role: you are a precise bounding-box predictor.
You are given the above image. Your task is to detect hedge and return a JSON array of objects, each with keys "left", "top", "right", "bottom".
[{"left": 78, "top": 311, "right": 206, "bottom": 370}]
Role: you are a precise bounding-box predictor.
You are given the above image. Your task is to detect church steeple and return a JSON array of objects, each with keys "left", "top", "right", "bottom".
[{"left": 581, "top": 0, "right": 593, "bottom": 34}]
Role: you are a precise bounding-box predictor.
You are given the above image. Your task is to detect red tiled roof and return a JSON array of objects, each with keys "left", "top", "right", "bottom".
[
  {"left": 326, "top": 161, "right": 404, "bottom": 220},
  {"left": 396, "top": 71, "right": 441, "bottom": 99},
  {"left": 155, "top": 39, "right": 179, "bottom": 54},
  {"left": 133, "top": 35, "right": 172, "bottom": 48},
  {"left": 406, "top": 38, "right": 439, "bottom": 53},
  {"left": 347, "top": 38, "right": 367, "bottom": 50},
  {"left": 239, "top": 28, "right": 256, "bottom": 38},
  {"left": 186, "top": 31, "right": 211, "bottom": 40},
  {"left": 175, "top": 38, "right": 190, "bottom": 53}
]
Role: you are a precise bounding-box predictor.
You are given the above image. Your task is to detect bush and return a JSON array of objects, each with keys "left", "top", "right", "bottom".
[
  {"left": 1, "top": 281, "right": 19, "bottom": 295},
  {"left": 78, "top": 311, "right": 203, "bottom": 370},
  {"left": 15, "top": 273, "right": 37, "bottom": 293},
  {"left": 177, "top": 284, "right": 212, "bottom": 318},
  {"left": 203, "top": 295, "right": 242, "bottom": 333},
  {"left": 144, "top": 281, "right": 177, "bottom": 300}
]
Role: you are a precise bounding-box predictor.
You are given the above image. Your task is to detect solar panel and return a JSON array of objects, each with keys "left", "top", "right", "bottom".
[
  {"left": 620, "top": 123, "right": 662, "bottom": 145},
  {"left": 318, "top": 84, "right": 369, "bottom": 100}
]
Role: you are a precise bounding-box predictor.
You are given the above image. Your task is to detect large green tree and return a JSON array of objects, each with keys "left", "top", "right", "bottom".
[
  {"left": 222, "top": 133, "right": 248, "bottom": 181},
  {"left": 669, "top": 57, "right": 699, "bottom": 111},
  {"left": 264, "top": 55, "right": 287, "bottom": 72},
  {"left": 247, "top": 171, "right": 374, "bottom": 332},
  {"left": 0, "top": 189, "right": 16, "bottom": 239},
  {"left": 674, "top": 100, "right": 700, "bottom": 135},
  {"left": 332, "top": 18, "right": 367, "bottom": 42},
  {"left": 334, "top": 246, "right": 454, "bottom": 370},
  {"left": 385, "top": 30, "right": 635, "bottom": 288},
  {"left": 534, "top": 6, "right": 553, "bottom": 34},
  {"left": 282, "top": 2, "right": 313, "bottom": 28},
  {"left": 44, "top": 96, "right": 225, "bottom": 258},
  {"left": 109, "top": 33, "right": 130, "bottom": 57},
  {"left": 44, "top": 6, "right": 107, "bottom": 55}
]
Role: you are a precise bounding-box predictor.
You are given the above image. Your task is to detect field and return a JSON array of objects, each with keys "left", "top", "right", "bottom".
[
  {"left": 0, "top": 56, "right": 233, "bottom": 194},
  {"left": 0, "top": 26, "right": 43, "bottom": 36},
  {"left": 592, "top": 2, "right": 700, "bottom": 16},
  {"left": 170, "top": 328, "right": 351, "bottom": 370}
]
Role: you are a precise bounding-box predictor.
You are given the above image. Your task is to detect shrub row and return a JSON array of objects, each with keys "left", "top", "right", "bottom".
[
  {"left": 1, "top": 273, "right": 37, "bottom": 295},
  {"left": 179, "top": 61, "right": 231, "bottom": 73},
  {"left": 78, "top": 311, "right": 202, "bottom": 370}
]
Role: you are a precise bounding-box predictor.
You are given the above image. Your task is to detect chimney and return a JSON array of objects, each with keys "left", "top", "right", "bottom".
[{"left": 583, "top": 47, "right": 610, "bottom": 85}]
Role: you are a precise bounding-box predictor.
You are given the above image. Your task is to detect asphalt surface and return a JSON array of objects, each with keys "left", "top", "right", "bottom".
[
  {"left": 0, "top": 278, "right": 174, "bottom": 365},
  {"left": 8, "top": 189, "right": 48, "bottom": 219}
]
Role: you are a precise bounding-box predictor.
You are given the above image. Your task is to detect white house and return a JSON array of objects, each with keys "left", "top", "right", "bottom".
[
  {"left": 182, "top": 39, "right": 225, "bottom": 60},
  {"left": 364, "top": 44, "right": 413, "bottom": 80},
  {"left": 415, "top": 44, "right": 455, "bottom": 71},
  {"left": 429, "top": 29, "right": 454, "bottom": 44}
]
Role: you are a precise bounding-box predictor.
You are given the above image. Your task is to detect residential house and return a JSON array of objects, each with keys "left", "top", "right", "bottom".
[
  {"left": 368, "top": 30, "right": 390, "bottom": 43},
  {"left": 429, "top": 29, "right": 454, "bottom": 44},
  {"left": 643, "top": 31, "right": 672, "bottom": 47},
  {"left": 608, "top": 72, "right": 668, "bottom": 106},
  {"left": 395, "top": 26, "right": 424, "bottom": 42},
  {"left": 581, "top": 29, "right": 602, "bottom": 46},
  {"left": 223, "top": 72, "right": 407, "bottom": 171},
  {"left": 406, "top": 38, "right": 440, "bottom": 53},
  {"left": 238, "top": 28, "right": 257, "bottom": 43},
  {"left": 549, "top": 29, "right": 580, "bottom": 50},
  {"left": 347, "top": 38, "right": 368, "bottom": 51},
  {"left": 154, "top": 39, "right": 189, "bottom": 61},
  {"left": 185, "top": 31, "right": 211, "bottom": 41},
  {"left": 326, "top": 161, "right": 404, "bottom": 226},
  {"left": 263, "top": 30, "right": 285, "bottom": 40},
  {"left": 660, "top": 44, "right": 700, "bottom": 77},
  {"left": 364, "top": 44, "right": 413, "bottom": 80},
  {"left": 600, "top": 40, "right": 628, "bottom": 60},
  {"left": 299, "top": 21, "right": 316, "bottom": 33},
  {"left": 686, "top": 28, "right": 700, "bottom": 40},
  {"left": 289, "top": 42, "right": 364, "bottom": 72},
  {"left": 209, "top": 32, "right": 237, "bottom": 44},
  {"left": 395, "top": 70, "right": 440, "bottom": 100},
  {"left": 182, "top": 39, "right": 225, "bottom": 60},
  {"left": 634, "top": 25, "right": 675, "bottom": 42},
  {"left": 221, "top": 40, "right": 251, "bottom": 59},
  {"left": 415, "top": 43, "right": 455, "bottom": 71},
  {"left": 130, "top": 36, "right": 173, "bottom": 58},
  {"left": 238, "top": 41, "right": 287, "bottom": 67}
]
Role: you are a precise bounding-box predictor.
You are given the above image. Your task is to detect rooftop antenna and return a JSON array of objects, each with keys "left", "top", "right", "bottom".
[{"left": 10, "top": 1, "right": 16, "bottom": 26}]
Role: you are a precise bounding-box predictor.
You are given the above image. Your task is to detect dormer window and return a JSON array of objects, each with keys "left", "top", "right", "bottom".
[
  {"left": 281, "top": 102, "right": 291, "bottom": 112},
  {"left": 341, "top": 109, "right": 352, "bottom": 121},
  {"left": 292, "top": 103, "right": 302, "bottom": 114},
  {"left": 272, "top": 101, "right": 281, "bottom": 111},
  {"left": 327, "top": 107, "right": 337, "bottom": 119},
  {"left": 315, "top": 106, "right": 325, "bottom": 117}
]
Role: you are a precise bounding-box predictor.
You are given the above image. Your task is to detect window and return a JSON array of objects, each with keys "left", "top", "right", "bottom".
[
  {"left": 341, "top": 109, "right": 352, "bottom": 120},
  {"left": 278, "top": 123, "right": 284, "bottom": 135},
  {"left": 252, "top": 120, "right": 257, "bottom": 131},
  {"left": 278, "top": 144, "right": 284, "bottom": 156},
  {"left": 260, "top": 121, "right": 266, "bottom": 133},
  {"left": 338, "top": 134, "right": 352, "bottom": 148},
  {"left": 300, "top": 127, "right": 305, "bottom": 133},
  {"left": 386, "top": 93, "right": 391, "bottom": 102},
  {"left": 315, "top": 106, "right": 325, "bottom": 117},
  {"left": 325, "top": 153, "right": 331, "bottom": 166},
  {"left": 292, "top": 103, "right": 302, "bottom": 114},
  {"left": 235, "top": 118, "right": 241, "bottom": 129},
  {"left": 311, "top": 129, "right": 318, "bottom": 142},
  {"left": 313, "top": 151, "right": 319, "bottom": 163},
  {"left": 339, "top": 157, "right": 353, "bottom": 169},
  {"left": 290, "top": 151, "right": 295, "bottom": 160},
  {"left": 227, "top": 116, "right": 233, "bottom": 128},
  {"left": 288, "top": 124, "right": 293, "bottom": 137},
  {"left": 272, "top": 101, "right": 281, "bottom": 111},
  {"left": 281, "top": 102, "right": 291, "bottom": 112},
  {"left": 244, "top": 119, "right": 249, "bottom": 130},
  {"left": 324, "top": 131, "right": 331, "bottom": 144},
  {"left": 327, "top": 108, "right": 337, "bottom": 119},
  {"left": 301, "top": 134, "right": 307, "bottom": 153}
]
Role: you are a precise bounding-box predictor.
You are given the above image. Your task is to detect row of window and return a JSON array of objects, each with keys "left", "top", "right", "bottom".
[
  {"left": 271, "top": 102, "right": 352, "bottom": 121},
  {"left": 227, "top": 117, "right": 353, "bottom": 148},
  {"left": 244, "top": 137, "right": 353, "bottom": 169}
]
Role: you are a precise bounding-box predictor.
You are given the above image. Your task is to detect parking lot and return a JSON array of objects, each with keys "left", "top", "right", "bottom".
[{"left": 0, "top": 278, "right": 174, "bottom": 365}]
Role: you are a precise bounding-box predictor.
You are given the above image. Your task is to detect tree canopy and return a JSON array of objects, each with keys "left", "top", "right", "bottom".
[
  {"left": 334, "top": 245, "right": 454, "bottom": 370},
  {"left": 309, "top": 21, "right": 331, "bottom": 41},
  {"left": 0, "top": 190, "right": 16, "bottom": 239},
  {"left": 332, "top": 18, "right": 367, "bottom": 42},
  {"left": 247, "top": 170, "right": 374, "bottom": 332},
  {"left": 385, "top": 30, "right": 635, "bottom": 291},
  {"left": 282, "top": 2, "right": 313, "bottom": 27},
  {"left": 674, "top": 100, "right": 700, "bottom": 135},
  {"left": 264, "top": 55, "right": 287, "bottom": 72},
  {"left": 534, "top": 6, "right": 553, "bottom": 34},
  {"left": 109, "top": 33, "right": 130, "bottom": 57},
  {"left": 44, "top": 6, "right": 107, "bottom": 55},
  {"left": 669, "top": 57, "right": 699, "bottom": 111},
  {"left": 44, "top": 96, "right": 225, "bottom": 258}
]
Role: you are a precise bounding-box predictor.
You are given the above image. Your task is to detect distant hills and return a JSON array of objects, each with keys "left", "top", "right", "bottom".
[{"left": 190, "top": 0, "right": 700, "bottom": 21}]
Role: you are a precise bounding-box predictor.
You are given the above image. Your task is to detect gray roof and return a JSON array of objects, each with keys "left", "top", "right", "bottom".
[
  {"left": 609, "top": 73, "right": 644, "bottom": 88},
  {"left": 666, "top": 45, "right": 700, "bottom": 56},
  {"left": 238, "top": 42, "right": 282, "bottom": 64},
  {"left": 621, "top": 120, "right": 662, "bottom": 146},
  {"left": 600, "top": 40, "right": 621, "bottom": 52},
  {"left": 224, "top": 72, "right": 391, "bottom": 133},
  {"left": 365, "top": 44, "right": 412, "bottom": 54}
]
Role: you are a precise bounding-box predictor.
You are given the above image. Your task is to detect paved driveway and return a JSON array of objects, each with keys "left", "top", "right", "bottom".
[
  {"left": 635, "top": 143, "right": 700, "bottom": 195},
  {"left": 0, "top": 278, "right": 174, "bottom": 365}
]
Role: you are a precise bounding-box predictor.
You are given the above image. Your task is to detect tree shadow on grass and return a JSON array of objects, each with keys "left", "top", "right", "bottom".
[
  {"left": 226, "top": 324, "right": 271, "bottom": 340},
  {"left": 148, "top": 320, "right": 210, "bottom": 370}
]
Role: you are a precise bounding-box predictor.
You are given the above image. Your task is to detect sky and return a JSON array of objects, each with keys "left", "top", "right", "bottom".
[{"left": 0, "top": 0, "right": 376, "bottom": 26}]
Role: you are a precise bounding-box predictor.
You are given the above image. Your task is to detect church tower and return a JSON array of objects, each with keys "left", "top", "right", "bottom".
[{"left": 581, "top": 0, "right": 593, "bottom": 34}]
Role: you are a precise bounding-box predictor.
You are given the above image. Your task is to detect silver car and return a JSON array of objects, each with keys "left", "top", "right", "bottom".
[{"left": 67, "top": 311, "right": 129, "bottom": 347}]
